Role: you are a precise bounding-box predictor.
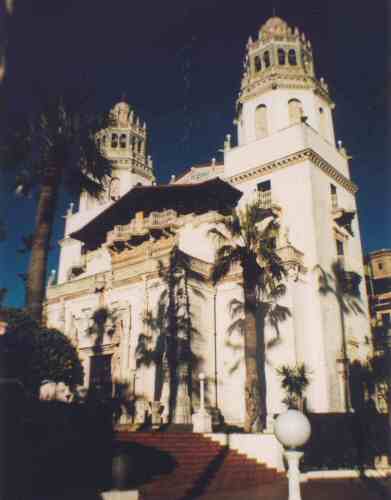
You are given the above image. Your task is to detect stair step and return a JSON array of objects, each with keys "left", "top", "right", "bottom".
[{"left": 116, "top": 431, "right": 282, "bottom": 499}]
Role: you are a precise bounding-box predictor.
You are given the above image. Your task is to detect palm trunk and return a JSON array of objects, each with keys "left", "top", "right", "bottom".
[
  {"left": 26, "top": 170, "right": 59, "bottom": 324},
  {"left": 243, "top": 284, "right": 263, "bottom": 433}
]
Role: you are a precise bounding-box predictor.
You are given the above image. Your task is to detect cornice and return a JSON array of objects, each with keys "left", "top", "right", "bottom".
[
  {"left": 229, "top": 148, "right": 358, "bottom": 194},
  {"left": 239, "top": 75, "right": 334, "bottom": 107}
]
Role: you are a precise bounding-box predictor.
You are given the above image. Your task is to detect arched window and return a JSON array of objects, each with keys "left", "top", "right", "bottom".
[
  {"left": 288, "top": 49, "right": 297, "bottom": 65},
  {"left": 109, "top": 177, "right": 120, "bottom": 201},
  {"left": 255, "top": 104, "right": 268, "bottom": 139},
  {"left": 102, "top": 134, "right": 106, "bottom": 146},
  {"left": 254, "top": 55, "right": 262, "bottom": 72},
  {"left": 288, "top": 98, "right": 303, "bottom": 124},
  {"left": 263, "top": 51, "right": 271, "bottom": 68},
  {"left": 278, "top": 48, "right": 286, "bottom": 65},
  {"left": 120, "top": 134, "right": 127, "bottom": 148},
  {"left": 111, "top": 133, "right": 118, "bottom": 148}
]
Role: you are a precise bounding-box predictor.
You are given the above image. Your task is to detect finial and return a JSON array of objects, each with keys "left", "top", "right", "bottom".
[
  {"left": 224, "top": 134, "right": 231, "bottom": 151},
  {"left": 337, "top": 140, "right": 343, "bottom": 149},
  {"left": 247, "top": 36, "right": 253, "bottom": 46},
  {"left": 170, "top": 174, "right": 176, "bottom": 183},
  {"left": 307, "top": 40, "right": 312, "bottom": 48},
  {"left": 143, "top": 121, "right": 146, "bottom": 129},
  {"left": 129, "top": 110, "right": 134, "bottom": 123},
  {"left": 211, "top": 158, "right": 216, "bottom": 165},
  {"left": 294, "top": 27, "right": 299, "bottom": 36},
  {"left": 67, "top": 202, "right": 74, "bottom": 216},
  {"left": 301, "top": 32, "right": 306, "bottom": 42},
  {"left": 48, "top": 269, "right": 56, "bottom": 287}
]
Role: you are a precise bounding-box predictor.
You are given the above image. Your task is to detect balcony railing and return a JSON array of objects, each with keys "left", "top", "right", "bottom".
[
  {"left": 257, "top": 190, "right": 272, "bottom": 209},
  {"left": 106, "top": 209, "right": 180, "bottom": 246}
]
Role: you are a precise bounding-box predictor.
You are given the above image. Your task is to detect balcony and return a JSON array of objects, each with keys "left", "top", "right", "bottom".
[
  {"left": 255, "top": 190, "right": 282, "bottom": 215},
  {"left": 67, "top": 254, "right": 87, "bottom": 280},
  {"left": 106, "top": 209, "right": 180, "bottom": 250},
  {"left": 332, "top": 205, "right": 356, "bottom": 236},
  {"left": 334, "top": 258, "right": 362, "bottom": 296},
  {"left": 276, "top": 244, "right": 306, "bottom": 277}
]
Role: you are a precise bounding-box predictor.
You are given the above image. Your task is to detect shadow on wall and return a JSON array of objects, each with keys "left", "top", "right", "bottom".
[
  {"left": 136, "top": 246, "right": 204, "bottom": 423},
  {"left": 224, "top": 295, "right": 291, "bottom": 428},
  {"left": 315, "top": 261, "right": 365, "bottom": 410}
]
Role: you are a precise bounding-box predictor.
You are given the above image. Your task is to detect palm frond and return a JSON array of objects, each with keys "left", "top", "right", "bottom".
[{"left": 212, "top": 245, "right": 242, "bottom": 284}]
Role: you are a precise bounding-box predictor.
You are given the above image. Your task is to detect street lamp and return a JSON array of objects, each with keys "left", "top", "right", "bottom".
[
  {"left": 192, "top": 372, "right": 212, "bottom": 433},
  {"left": 274, "top": 410, "right": 311, "bottom": 500}
]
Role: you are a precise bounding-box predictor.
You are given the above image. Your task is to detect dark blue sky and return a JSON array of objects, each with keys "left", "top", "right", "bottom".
[{"left": 0, "top": 0, "right": 389, "bottom": 308}]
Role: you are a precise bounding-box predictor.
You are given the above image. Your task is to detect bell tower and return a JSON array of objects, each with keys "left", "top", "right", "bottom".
[
  {"left": 236, "top": 17, "right": 335, "bottom": 146},
  {"left": 79, "top": 100, "right": 155, "bottom": 213},
  {"left": 57, "top": 100, "right": 156, "bottom": 284}
]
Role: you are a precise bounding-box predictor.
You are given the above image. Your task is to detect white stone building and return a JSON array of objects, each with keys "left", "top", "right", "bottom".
[{"left": 45, "top": 17, "right": 371, "bottom": 427}]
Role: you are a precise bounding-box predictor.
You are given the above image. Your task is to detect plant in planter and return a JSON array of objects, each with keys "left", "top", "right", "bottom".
[{"left": 277, "top": 363, "right": 311, "bottom": 411}]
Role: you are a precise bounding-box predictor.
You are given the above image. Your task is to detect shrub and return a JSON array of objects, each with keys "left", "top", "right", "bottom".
[{"left": 0, "top": 308, "right": 83, "bottom": 395}]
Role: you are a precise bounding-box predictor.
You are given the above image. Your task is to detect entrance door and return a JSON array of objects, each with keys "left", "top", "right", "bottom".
[{"left": 89, "top": 354, "right": 113, "bottom": 399}]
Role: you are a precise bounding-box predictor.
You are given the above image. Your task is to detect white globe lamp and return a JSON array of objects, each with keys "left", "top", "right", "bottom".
[{"left": 274, "top": 410, "right": 311, "bottom": 500}]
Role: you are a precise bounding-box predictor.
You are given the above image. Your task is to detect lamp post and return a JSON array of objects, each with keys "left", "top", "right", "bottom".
[
  {"left": 192, "top": 372, "right": 212, "bottom": 433},
  {"left": 274, "top": 410, "right": 311, "bottom": 500}
]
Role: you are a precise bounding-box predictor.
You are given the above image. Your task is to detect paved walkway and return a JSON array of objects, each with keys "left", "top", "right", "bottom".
[{"left": 200, "top": 477, "right": 391, "bottom": 500}]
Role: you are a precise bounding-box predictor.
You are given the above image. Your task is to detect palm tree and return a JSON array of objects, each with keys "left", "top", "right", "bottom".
[
  {"left": 1, "top": 93, "right": 112, "bottom": 322},
  {"left": 210, "top": 201, "right": 286, "bottom": 432}
]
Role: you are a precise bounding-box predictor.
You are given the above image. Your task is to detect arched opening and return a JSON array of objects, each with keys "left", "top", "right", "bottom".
[
  {"left": 263, "top": 51, "right": 271, "bottom": 68},
  {"left": 288, "top": 99, "right": 303, "bottom": 124},
  {"left": 278, "top": 48, "right": 286, "bottom": 65},
  {"left": 102, "top": 134, "right": 106, "bottom": 146},
  {"left": 254, "top": 55, "right": 262, "bottom": 72},
  {"left": 109, "top": 177, "right": 121, "bottom": 201},
  {"left": 255, "top": 104, "right": 268, "bottom": 139},
  {"left": 120, "top": 134, "right": 127, "bottom": 148},
  {"left": 288, "top": 49, "right": 297, "bottom": 65},
  {"left": 111, "top": 133, "right": 118, "bottom": 148}
]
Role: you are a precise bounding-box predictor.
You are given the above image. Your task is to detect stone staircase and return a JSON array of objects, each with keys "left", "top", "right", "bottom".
[{"left": 115, "top": 431, "right": 283, "bottom": 499}]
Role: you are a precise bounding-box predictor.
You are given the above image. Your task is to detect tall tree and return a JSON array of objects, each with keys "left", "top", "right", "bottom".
[
  {"left": 210, "top": 201, "right": 286, "bottom": 432},
  {"left": 1, "top": 93, "right": 112, "bottom": 322}
]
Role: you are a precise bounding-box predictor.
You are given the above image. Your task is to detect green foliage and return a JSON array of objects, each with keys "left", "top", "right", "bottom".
[
  {"left": 1, "top": 308, "right": 83, "bottom": 394},
  {"left": 1, "top": 93, "right": 112, "bottom": 199},
  {"left": 277, "top": 363, "right": 311, "bottom": 408}
]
